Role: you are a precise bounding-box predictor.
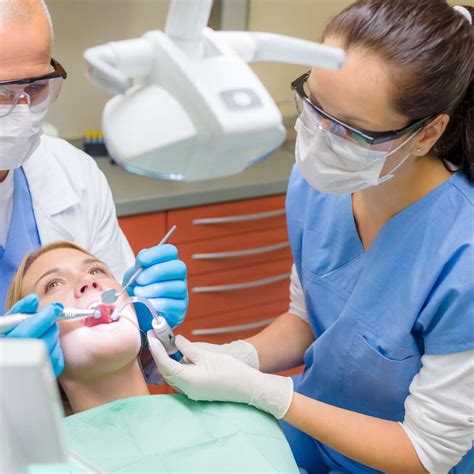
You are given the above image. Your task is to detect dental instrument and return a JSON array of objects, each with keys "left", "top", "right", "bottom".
[
  {"left": 101, "top": 224, "right": 177, "bottom": 305},
  {"left": 0, "top": 308, "right": 101, "bottom": 336},
  {"left": 84, "top": 0, "right": 345, "bottom": 182},
  {"left": 112, "top": 295, "right": 183, "bottom": 361}
]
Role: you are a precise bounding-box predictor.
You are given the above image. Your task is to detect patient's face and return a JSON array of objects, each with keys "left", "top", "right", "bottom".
[{"left": 21, "top": 248, "right": 141, "bottom": 380}]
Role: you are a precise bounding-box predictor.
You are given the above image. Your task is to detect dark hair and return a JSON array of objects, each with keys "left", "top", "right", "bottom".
[{"left": 323, "top": 0, "right": 473, "bottom": 181}]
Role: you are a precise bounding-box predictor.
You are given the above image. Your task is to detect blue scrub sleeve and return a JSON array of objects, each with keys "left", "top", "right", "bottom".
[{"left": 417, "top": 246, "right": 474, "bottom": 355}]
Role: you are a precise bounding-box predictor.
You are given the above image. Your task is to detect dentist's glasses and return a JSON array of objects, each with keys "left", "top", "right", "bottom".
[{"left": 0, "top": 59, "right": 67, "bottom": 117}]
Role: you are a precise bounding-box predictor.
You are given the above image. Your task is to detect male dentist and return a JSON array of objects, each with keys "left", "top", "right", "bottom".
[{"left": 0, "top": 0, "right": 188, "bottom": 376}]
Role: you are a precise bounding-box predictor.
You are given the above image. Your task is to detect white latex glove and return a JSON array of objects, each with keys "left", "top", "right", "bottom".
[
  {"left": 192, "top": 340, "right": 260, "bottom": 369},
  {"left": 148, "top": 332, "right": 293, "bottom": 419}
]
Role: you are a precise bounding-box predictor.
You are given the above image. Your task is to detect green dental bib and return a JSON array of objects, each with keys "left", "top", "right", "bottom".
[{"left": 63, "top": 394, "right": 298, "bottom": 473}]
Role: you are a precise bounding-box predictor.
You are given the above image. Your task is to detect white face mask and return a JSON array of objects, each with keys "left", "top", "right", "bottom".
[
  {"left": 0, "top": 102, "right": 49, "bottom": 170},
  {"left": 295, "top": 118, "right": 417, "bottom": 195}
]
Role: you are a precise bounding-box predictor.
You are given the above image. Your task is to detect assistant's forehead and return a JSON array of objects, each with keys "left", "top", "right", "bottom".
[{"left": 308, "top": 37, "right": 407, "bottom": 130}]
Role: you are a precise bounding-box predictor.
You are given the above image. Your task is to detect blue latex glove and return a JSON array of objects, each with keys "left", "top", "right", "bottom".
[
  {"left": 124, "top": 244, "right": 188, "bottom": 331},
  {"left": 6, "top": 294, "right": 65, "bottom": 377}
]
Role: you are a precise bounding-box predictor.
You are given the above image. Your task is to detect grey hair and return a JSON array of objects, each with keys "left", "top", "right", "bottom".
[{"left": 0, "top": 0, "right": 53, "bottom": 32}]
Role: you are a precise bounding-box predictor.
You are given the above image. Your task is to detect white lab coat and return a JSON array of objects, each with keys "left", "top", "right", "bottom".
[{"left": 23, "top": 135, "right": 135, "bottom": 281}]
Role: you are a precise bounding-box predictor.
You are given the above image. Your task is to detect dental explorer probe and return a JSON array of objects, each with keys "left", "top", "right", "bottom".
[
  {"left": 0, "top": 307, "right": 101, "bottom": 336},
  {"left": 101, "top": 225, "right": 177, "bottom": 305}
]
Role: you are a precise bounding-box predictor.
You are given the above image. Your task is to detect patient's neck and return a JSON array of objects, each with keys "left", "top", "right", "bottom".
[{"left": 60, "top": 359, "right": 150, "bottom": 413}]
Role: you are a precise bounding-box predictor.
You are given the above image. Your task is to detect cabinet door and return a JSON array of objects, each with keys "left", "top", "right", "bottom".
[
  {"left": 187, "top": 259, "right": 291, "bottom": 320},
  {"left": 179, "top": 299, "right": 289, "bottom": 344},
  {"left": 168, "top": 195, "right": 287, "bottom": 243},
  {"left": 119, "top": 212, "right": 166, "bottom": 254},
  {"left": 180, "top": 226, "right": 291, "bottom": 276}
]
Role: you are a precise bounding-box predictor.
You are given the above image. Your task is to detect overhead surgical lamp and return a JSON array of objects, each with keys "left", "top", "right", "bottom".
[{"left": 84, "top": 0, "right": 344, "bottom": 182}]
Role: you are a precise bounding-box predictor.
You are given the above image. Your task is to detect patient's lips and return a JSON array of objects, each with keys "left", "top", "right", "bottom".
[{"left": 84, "top": 304, "right": 119, "bottom": 327}]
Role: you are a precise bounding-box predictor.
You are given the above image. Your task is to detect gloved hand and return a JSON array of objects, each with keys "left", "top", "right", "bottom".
[
  {"left": 125, "top": 244, "right": 188, "bottom": 331},
  {"left": 192, "top": 340, "right": 260, "bottom": 369},
  {"left": 6, "top": 294, "right": 65, "bottom": 377},
  {"left": 148, "top": 333, "right": 293, "bottom": 419}
]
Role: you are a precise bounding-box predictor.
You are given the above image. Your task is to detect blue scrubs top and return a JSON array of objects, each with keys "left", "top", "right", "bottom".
[
  {"left": 0, "top": 168, "right": 41, "bottom": 311},
  {"left": 282, "top": 166, "right": 474, "bottom": 473}
]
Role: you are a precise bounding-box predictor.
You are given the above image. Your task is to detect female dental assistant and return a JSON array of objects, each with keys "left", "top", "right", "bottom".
[
  {"left": 149, "top": 1, "right": 474, "bottom": 473},
  {"left": 1, "top": 0, "right": 187, "bottom": 377}
]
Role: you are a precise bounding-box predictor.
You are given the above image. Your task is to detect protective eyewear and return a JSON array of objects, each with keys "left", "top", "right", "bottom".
[
  {"left": 291, "top": 71, "right": 435, "bottom": 150},
  {"left": 0, "top": 59, "right": 67, "bottom": 117}
]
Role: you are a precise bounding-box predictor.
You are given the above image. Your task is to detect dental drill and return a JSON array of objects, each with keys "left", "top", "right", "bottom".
[
  {"left": 112, "top": 296, "right": 183, "bottom": 361},
  {"left": 0, "top": 308, "right": 102, "bottom": 336}
]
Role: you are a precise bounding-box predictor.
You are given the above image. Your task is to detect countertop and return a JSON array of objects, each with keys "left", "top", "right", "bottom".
[{"left": 75, "top": 140, "right": 296, "bottom": 217}]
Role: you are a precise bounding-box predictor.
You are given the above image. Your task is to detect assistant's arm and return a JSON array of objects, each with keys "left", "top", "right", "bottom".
[
  {"left": 246, "top": 313, "right": 314, "bottom": 373},
  {"left": 246, "top": 264, "right": 314, "bottom": 373}
]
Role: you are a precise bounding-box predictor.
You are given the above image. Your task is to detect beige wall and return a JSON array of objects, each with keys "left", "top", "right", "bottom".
[
  {"left": 45, "top": 0, "right": 471, "bottom": 138},
  {"left": 46, "top": 0, "right": 354, "bottom": 138},
  {"left": 47, "top": 0, "right": 171, "bottom": 138},
  {"left": 248, "top": 0, "right": 352, "bottom": 118}
]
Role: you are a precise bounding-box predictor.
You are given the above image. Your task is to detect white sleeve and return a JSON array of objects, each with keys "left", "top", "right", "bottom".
[
  {"left": 288, "top": 264, "right": 309, "bottom": 323},
  {"left": 88, "top": 163, "right": 135, "bottom": 282},
  {"left": 400, "top": 351, "right": 474, "bottom": 473}
]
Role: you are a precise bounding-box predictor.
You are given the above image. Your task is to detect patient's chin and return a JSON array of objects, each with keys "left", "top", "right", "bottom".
[{"left": 59, "top": 319, "right": 141, "bottom": 381}]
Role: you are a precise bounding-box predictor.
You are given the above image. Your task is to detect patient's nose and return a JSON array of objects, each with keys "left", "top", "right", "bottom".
[{"left": 76, "top": 278, "right": 104, "bottom": 297}]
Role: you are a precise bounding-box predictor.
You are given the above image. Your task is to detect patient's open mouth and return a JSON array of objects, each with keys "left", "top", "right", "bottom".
[{"left": 84, "top": 304, "right": 120, "bottom": 327}]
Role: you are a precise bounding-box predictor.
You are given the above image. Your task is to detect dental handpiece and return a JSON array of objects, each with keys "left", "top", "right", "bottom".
[
  {"left": 152, "top": 317, "right": 183, "bottom": 362},
  {"left": 0, "top": 308, "right": 101, "bottom": 335}
]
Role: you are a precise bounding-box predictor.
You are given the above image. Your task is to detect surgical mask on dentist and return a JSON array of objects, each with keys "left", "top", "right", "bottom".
[
  {"left": 294, "top": 117, "right": 418, "bottom": 195},
  {"left": 0, "top": 102, "right": 48, "bottom": 170}
]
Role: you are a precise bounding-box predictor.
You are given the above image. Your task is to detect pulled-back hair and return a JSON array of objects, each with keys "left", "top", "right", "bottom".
[{"left": 323, "top": 0, "right": 473, "bottom": 181}]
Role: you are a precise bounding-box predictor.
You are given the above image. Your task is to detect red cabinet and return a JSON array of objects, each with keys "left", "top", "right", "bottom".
[{"left": 119, "top": 194, "right": 303, "bottom": 390}]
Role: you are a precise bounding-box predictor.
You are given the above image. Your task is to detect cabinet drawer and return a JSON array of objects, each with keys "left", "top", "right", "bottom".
[
  {"left": 168, "top": 195, "right": 287, "bottom": 244},
  {"left": 180, "top": 226, "right": 291, "bottom": 276},
  {"left": 179, "top": 299, "right": 289, "bottom": 345},
  {"left": 119, "top": 212, "right": 166, "bottom": 254},
  {"left": 188, "top": 259, "right": 291, "bottom": 319},
  {"left": 278, "top": 366, "right": 304, "bottom": 377}
]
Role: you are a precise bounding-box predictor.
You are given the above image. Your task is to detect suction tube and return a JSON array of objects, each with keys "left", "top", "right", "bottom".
[{"left": 112, "top": 296, "right": 183, "bottom": 361}]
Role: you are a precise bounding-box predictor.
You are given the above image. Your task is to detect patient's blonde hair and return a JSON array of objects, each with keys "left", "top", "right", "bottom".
[{"left": 6, "top": 241, "right": 96, "bottom": 311}]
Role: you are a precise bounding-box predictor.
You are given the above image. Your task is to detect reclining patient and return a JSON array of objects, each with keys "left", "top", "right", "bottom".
[
  {"left": 7, "top": 241, "right": 150, "bottom": 413},
  {"left": 6, "top": 241, "right": 299, "bottom": 472}
]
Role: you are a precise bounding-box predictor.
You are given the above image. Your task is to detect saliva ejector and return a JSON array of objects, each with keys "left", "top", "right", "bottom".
[
  {"left": 0, "top": 307, "right": 101, "bottom": 336},
  {"left": 111, "top": 296, "right": 183, "bottom": 362}
]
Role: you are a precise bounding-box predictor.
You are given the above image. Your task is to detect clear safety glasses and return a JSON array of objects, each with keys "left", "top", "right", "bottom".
[
  {"left": 0, "top": 59, "right": 67, "bottom": 117},
  {"left": 291, "top": 71, "right": 435, "bottom": 152}
]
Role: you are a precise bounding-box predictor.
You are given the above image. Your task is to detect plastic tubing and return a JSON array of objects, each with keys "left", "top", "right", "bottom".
[{"left": 112, "top": 296, "right": 183, "bottom": 361}]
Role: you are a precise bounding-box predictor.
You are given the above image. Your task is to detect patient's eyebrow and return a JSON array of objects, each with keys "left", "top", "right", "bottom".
[
  {"left": 33, "top": 268, "right": 62, "bottom": 288},
  {"left": 81, "top": 258, "right": 106, "bottom": 268}
]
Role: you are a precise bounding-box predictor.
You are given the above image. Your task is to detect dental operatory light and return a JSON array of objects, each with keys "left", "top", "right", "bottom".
[{"left": 84, "top": 0, "right": 345, "bottom": 181}]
